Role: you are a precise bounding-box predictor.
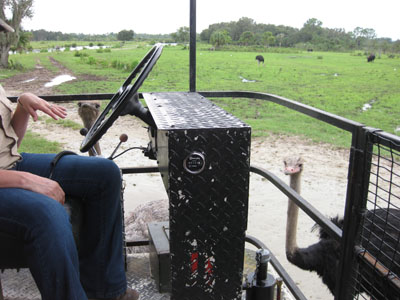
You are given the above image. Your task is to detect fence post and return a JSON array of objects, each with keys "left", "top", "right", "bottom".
[
  {"left": 189, "top": 0, "right": 196, "bottom": 92},
  {"left": 335, "top": 126, "right": 372, "bottom": 299}
]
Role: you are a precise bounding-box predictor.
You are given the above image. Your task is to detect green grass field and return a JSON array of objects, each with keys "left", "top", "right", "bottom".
[{"left": 3, "top": 43, "right": 400, "bottom": 150}]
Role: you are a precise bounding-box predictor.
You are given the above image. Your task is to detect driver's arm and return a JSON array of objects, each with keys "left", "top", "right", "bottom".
[
  {"left": 0, "top": 169, "right": 65, "bottom": 204},
  {"left": 11, "top": 93, "right": 67, "bottom": 146}
]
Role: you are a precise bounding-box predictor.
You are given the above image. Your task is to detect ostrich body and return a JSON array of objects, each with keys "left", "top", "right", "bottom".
[
  {"left": 255, "top": 55, "right": 264, "bottom": 65},
  {"left": 284, "top": 157, "right": 400, "bottom": 299},
  {"left": 78, "top": 100, "right": 101, "bottom": 156},
  {"left": 367, "top": 54, "right": 376, "bottom": 62}
]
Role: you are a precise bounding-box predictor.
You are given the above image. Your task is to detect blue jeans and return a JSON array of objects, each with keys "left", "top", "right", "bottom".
[{"left": 0, "top": 153, "right": 127, "bottom": 299}]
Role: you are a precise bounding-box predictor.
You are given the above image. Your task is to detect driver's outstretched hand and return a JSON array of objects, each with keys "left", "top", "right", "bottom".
[{"left": 17, "top": 92, "right": 67, "bottom": 121}]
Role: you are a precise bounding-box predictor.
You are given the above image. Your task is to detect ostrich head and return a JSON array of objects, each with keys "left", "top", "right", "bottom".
[
  {"left": 283, "top": 157, "right": 304, "bottom": 176},
  {"left": 77, "top": 101, "right": 101, "bottom": 129}
]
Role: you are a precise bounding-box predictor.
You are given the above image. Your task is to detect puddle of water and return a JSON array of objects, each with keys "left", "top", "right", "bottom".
[
  {"left": 22, "top": 78, "right": 36, "bottom": 83},
  {"left": 159, "top": 43, "right": 178, "bottom": 46},
  {"left": 44, "top": 74, "right": 76, "bottom": 87},
  {"left": 362, "top": 99, "right": 376, "bottom": 111},
  {"left": 362, "top": 103, "right": 372, "bottom": 111},
  {"left": 12, "top": 45, "right": 110, "bottom": 55},
  {"left": 318, "top": 73, "right": 339, "bottom": 77},
  {"left": 239, "top": 76, "right": 256, "bottom": 83}
]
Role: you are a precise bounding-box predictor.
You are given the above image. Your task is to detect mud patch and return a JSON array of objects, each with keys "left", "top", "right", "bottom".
[
  {"left": 1, "top": 56, "right": 106, "bottom": 97},
  {"left": 79, "top": 73, "right": 108, "bottom": 82}
]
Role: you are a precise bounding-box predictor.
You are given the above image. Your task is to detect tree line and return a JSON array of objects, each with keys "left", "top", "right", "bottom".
[
  {"left": 198, "top": 17, "right": 400, "bottom": 53},
  {"left": 25, "top": 16, "right": 400, "bottom": 54},
  {"left": 27, "top": 29, "right": 171, "bottom": 42}
]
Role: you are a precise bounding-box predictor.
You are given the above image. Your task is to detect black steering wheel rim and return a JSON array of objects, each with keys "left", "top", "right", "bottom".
[{"left": 80, "top": 44, "right": 163, "bottom": 153}]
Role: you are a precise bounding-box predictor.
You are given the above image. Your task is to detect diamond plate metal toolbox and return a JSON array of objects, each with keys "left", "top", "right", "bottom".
[{"left": 144, "top": 92, "right": 251, "bottom": 300}]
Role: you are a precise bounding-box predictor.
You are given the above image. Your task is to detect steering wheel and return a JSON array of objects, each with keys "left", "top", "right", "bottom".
[{"left": 80, "top": 44, "right": 163, "bottom": 153}]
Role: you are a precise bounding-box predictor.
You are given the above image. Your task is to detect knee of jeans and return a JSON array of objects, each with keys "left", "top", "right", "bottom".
[{"left": 97, "top": 159, "right": 122, "bottom": 187}]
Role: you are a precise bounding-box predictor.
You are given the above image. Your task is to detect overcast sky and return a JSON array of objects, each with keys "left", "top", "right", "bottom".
[{"left": 21, "top": 0, "right": 400, "bottom": 40}]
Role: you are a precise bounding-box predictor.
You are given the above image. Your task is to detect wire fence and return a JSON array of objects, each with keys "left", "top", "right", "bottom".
[{"left": 351, "top": 130, "right": 400, "bottom": 300}]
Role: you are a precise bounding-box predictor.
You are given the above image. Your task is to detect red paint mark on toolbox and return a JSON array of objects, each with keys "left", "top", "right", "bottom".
[{"left": 191, "top": 252, "right": 198, "bottom": 273}]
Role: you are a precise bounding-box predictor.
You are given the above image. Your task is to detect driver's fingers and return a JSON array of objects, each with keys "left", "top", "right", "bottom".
[
  {"left": 27, "top": 106, "right": 39, "bottom": 121},
  {"left": 50, "top": 104, "right": 67, "bottom": 118},
  {"left": 43, "top": 103, "right": 67, "bottom": 120},
  {"left": 48, "top": 103, "right": 67, "bottom": 112}
]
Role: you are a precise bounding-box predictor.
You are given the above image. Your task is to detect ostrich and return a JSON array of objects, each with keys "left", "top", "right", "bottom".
[
  {"left": 283, "top": 157, "right": 400, "bottom": 299},
  {"left": 255, "top": 55, "right": 264, "bottom": 66},
  {"left": 283, "top": 157, "right": 304, "bottom": 262},
  {"left": 77, "top": 100, "right": 101, "bottom": 156},
  {"left": 367, "top": 54, "right": 376, "bottom": 62}
]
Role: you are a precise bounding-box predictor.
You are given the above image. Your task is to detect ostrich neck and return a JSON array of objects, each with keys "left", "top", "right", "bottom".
[
  {"left": 286, "top": 172, "right": 301, "bottom": 255},
  {"left": 289, "top": 172, "right": 301, "bottom": 193}
]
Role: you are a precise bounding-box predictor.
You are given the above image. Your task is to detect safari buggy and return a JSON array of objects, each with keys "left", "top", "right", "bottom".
[{"left": 1, "top": 1, "right": 400, "bottom": 299}]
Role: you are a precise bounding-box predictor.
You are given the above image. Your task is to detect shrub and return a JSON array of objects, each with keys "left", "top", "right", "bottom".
[
  {"left": 99, "top": 60, "right": 108, "bottom": 68},
  {"left": 111, "top": 59, "right": 120, "bottom": 69},
  {"left": 8, "top": 59, "right": 24, "bottom": 70},
  {"left": 74, "top": 51, "right": 88, "bottom": 57},
  {"left": 112, "top": 43, "right": 124, "bottom": 49},
  {"left": 87, "top": 56, "right": 96, "bottom": 65}
]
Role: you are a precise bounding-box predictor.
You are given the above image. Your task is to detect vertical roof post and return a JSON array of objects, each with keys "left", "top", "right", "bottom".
[{"left": 189, "top": 0, "right": 196, "bottom": 92}]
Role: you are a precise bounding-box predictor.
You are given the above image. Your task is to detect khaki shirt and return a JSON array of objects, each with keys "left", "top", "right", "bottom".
[{"left": 0, "top": 85, "right": 21, "bottom": 169}]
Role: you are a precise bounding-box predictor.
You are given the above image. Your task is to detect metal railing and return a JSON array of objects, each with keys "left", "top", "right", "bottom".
[
  {"left": 9, "top": 84, "right": 400, "bottom": 299},
  {"left": 10, "top": 89, "right": 400, "bottom": 299}
]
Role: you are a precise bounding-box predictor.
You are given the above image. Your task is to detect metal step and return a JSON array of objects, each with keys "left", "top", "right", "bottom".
[
  {"left": 1, "top": 254, "right": 169, "bottom": 300},
  {"left": 1, "top": 250, "right": 261, "bottom": 300}
]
